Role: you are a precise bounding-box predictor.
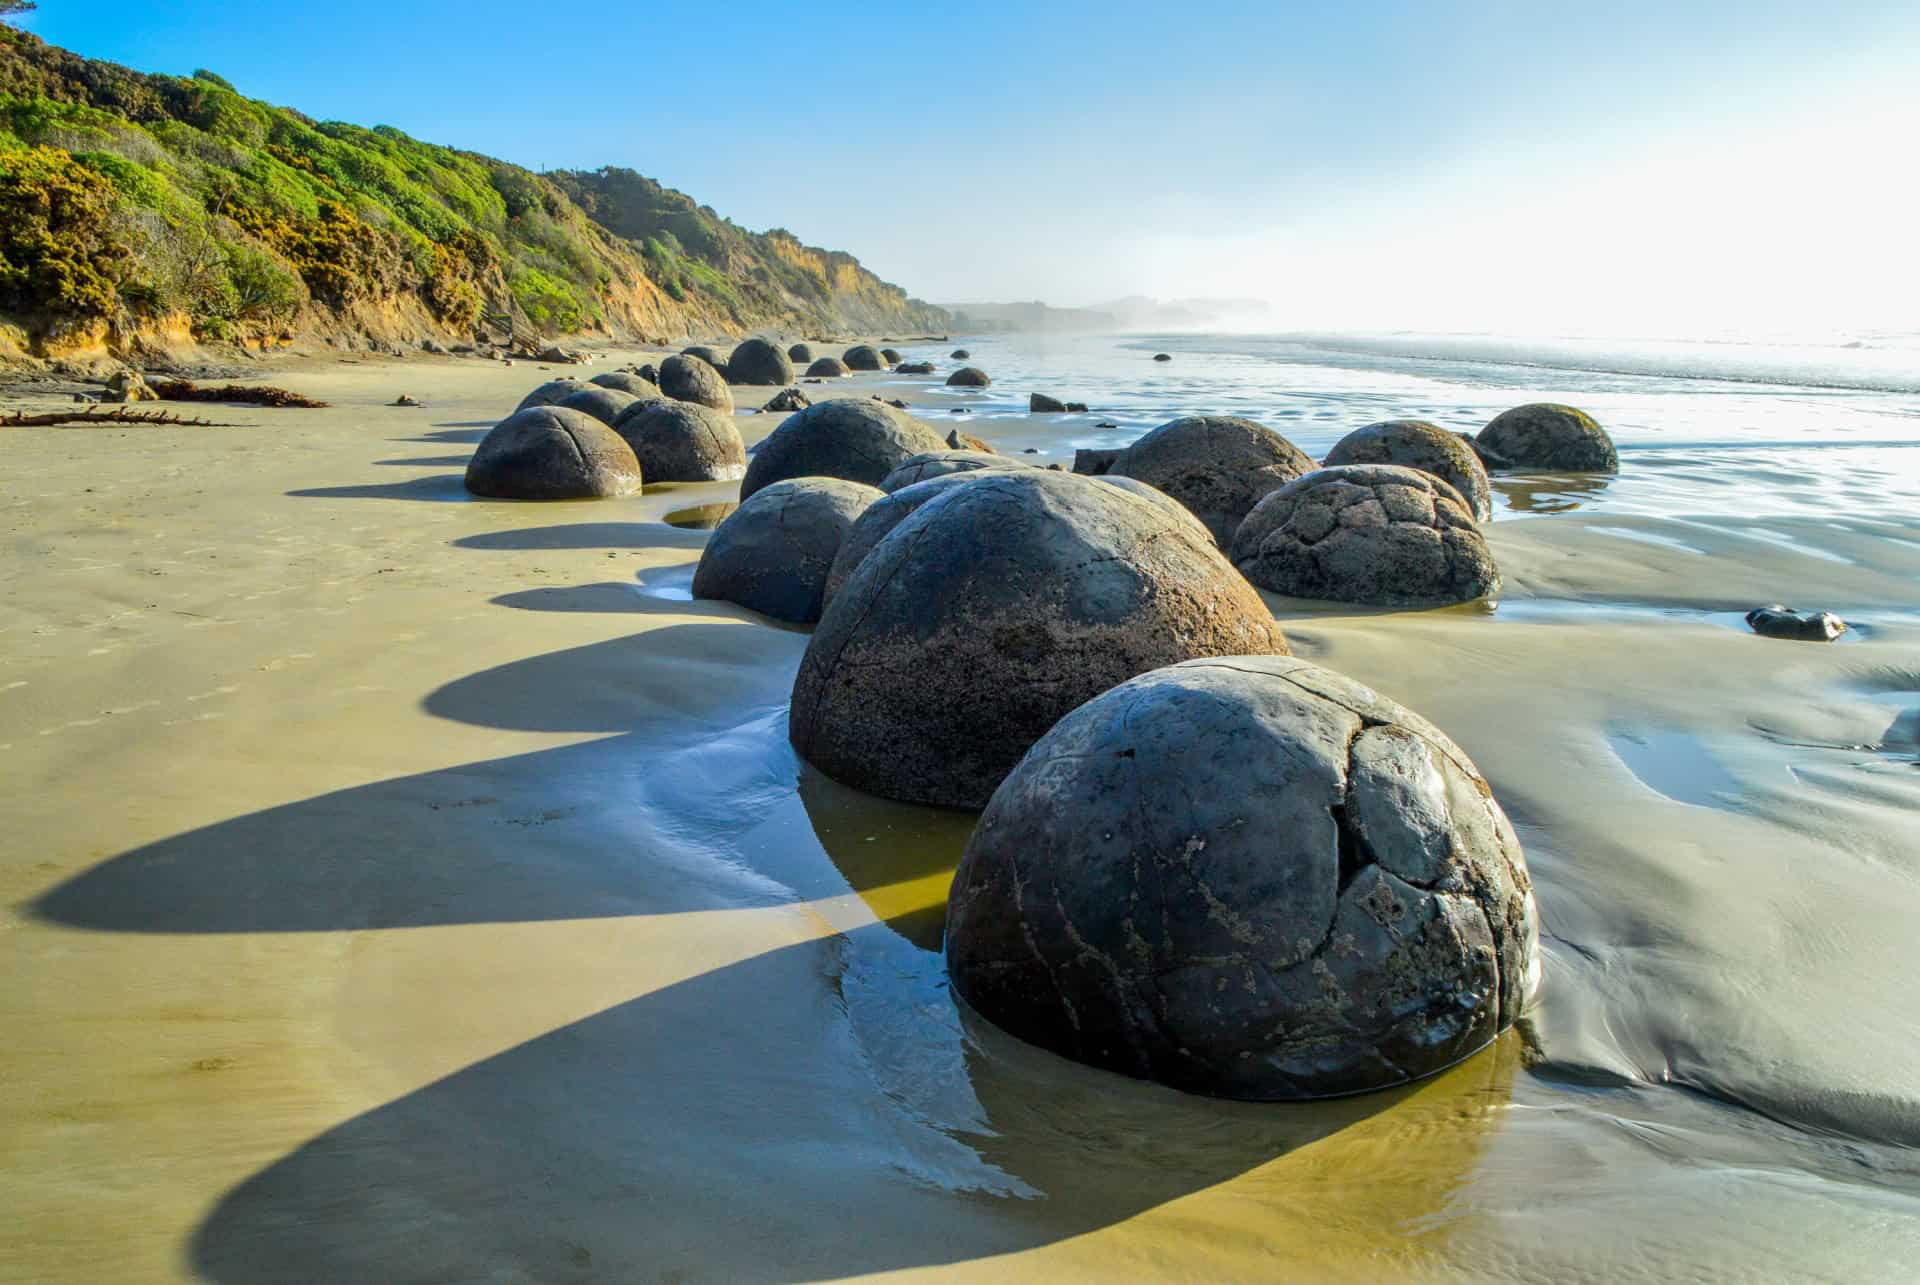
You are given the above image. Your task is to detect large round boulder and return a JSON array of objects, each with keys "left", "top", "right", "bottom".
[
  {"left": 879, "top": 347, "right": 904, "bottom": 365},
  {"left": 1476, "top": 403, "right": 1619, "bottom": 473},
  {"left": 692, "top": 478, "right": 881, "bottom": 623},
  {"left": 788, "top": 343, "right": 814, "bottom": 363},
  {"left": 878, "top": 449, "right": 1029, "bottom": 492},
  {"left": 513, "top": 377, "right": 581, "bottom": 413},
  {"left": 946, "top": 366, "right": 991, "bottom": 387},
  {"left": 464, "top": 406, "right": 643, "bottom": 500},
  {"left": 590, "top": 371, "right": 657, "bottom": 396},
  {"left": 659, "top": 353, "right": 734, "bottom": 412},
  {"left": 682, "top": 344, "right": 725, "bottom": 369},
  {"left": 727, "top": 337, "right": 796, "bottom": 386},
  {"left": 844, "top": 345, "right": 887, "bottom": 371},
  {"left": 612, "top": 399, "right": 746, "bottom": 482},
  {"left": 740, "top": 398, "right": 947, "bottom": 499},
  {"left": 1325, "top": 419, "right": 1493, "bottom": 522},
  {"left": 558, "top": 384, "right": 643, "bottom": 426},
  {"left": 947, "top": 655, "right": 1540, "bottom": 1101},
  {"left": 1232, "top": 464, "right": 1498, "bottom": 606},
  {"left": 789, "top": 470, "right": 1291, "bottom": 808},
  {"left": 1098, "top": 415, "right": 1314, "bottom": 548},
  {"left": 821, "top": 472, "right": 985, "bottom": 607},
  {"left": 806, "top": 357, "right": 850, "bottom": 378}
]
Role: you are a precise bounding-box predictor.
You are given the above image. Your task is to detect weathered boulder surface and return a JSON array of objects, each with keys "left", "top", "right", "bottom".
[
  {"left": 465, "top": 406, "right": 643, "bottom": 500},
  {"left": 659, "top": 353, "right": 734, "bottom": 412},
  {"left": 590, "top": 371, "right": 658, "bottom": 397},
  {"left": 878, "top": 449, "right": 1029, "bottom": 492},
  {"left": 1476, "top": 403, "right": 1619, "bottom": 473},
  {"left": 1097, "top": 415, "right": 1314, "bottom": 547},
  {"left": 612, "top": 399, "right": 746, "bottom": 482},
  {"left": 946, "top": 366, "right": 991, "bottom": 387},
  {"left": 1094, "top": 475, "right": 1214, "bottom": 540},
  {"left": 1325, "top": 419, "right": 1494, "bottom": 522},
  {"left": 1233, "top": 464, "right": 1498, "bottom": 605},
  {"left": 682, "top": 344, "right": 726, "bottom": 369},
  {"left": 558, "top": 384, "right": 643, "bottom": 426},
  {"left": 727, "top": 338, "right": 796, "bottom": 386},
  {"left": 740, "top": 398, "right": 947, "bottom": 499},
  {"left": 947, "top": 655, "right": 1540, "bottom": 1101},
  {"left": 806, "top": 357, "right": 851, "bottom": 378},
  {"left": 844, "top": 345, "right": 887, "bottom": 371},
  {"left": 692, "top": 478, "right": 881, "bottom": 623},
  {"left": 821, "top": 472, "right": 985, "bottom": 607},
  {"left": 514, "top": 378, "right": 581, "bottom": 412},
  {"left": 789, "top": 470, "right": 1290, "bottom": 808}
]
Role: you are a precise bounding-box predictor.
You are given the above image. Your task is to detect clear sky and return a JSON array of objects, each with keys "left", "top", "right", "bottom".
[{"left": 20, "top": 1, "right": 1920, "bottom": 335}]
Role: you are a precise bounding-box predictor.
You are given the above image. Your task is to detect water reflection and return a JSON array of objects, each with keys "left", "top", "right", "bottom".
[
  {"left": 662, "top": 501, "right": 739, "bottom": 530},
  {"left": 797, "top": 764, "right": 972, "bottom": 950},
  {"left": 1493, "top": 473, "right": 1614, "bottom": 514}
]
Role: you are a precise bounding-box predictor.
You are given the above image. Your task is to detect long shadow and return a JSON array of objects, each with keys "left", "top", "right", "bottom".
[
  {"left": 455, "top": 523, "right": 709, "bottom": 552},
  {"left": 390, "top": 426, "right": 491, "bottom": 445},
  {"left": 288, "top": 474, "right": 472, "bottom": 503},
  {"left": 376, "top": 454, "right": 473, "bottom": 467}
]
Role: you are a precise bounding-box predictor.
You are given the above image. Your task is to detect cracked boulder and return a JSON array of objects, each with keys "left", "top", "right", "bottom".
[
  {"left": 464, "top": 406, "right": 642, "bottom": 499},
  {"left": 790, "top": 470, "right": 1290, "bottom": 808},
  {"left": 558, "top": 384, "right": 644, "bottom": 426},
  {"left": 612, "top": 400, "right": 746, "bottom": 482},
  {"left": 1324, "top": 419, "right": 1493, "bottom": 522},
  {"left": 1476, "top": 403, "right": 1619, "bottom": 473},
  {"left": 692, "top": 477, "right": 882, "bottom": 623},
  {"left": 1233, "top": 464, "right": 1498, "bottom": 606},
  {"left": 659, "top": 354, "right": 734, "bottom": 413},
  {"left": 879, "top": 449, "right": 1030, "bottom": 492},
  {"left": 741, "top": 398, "right": 948, "bottom": 499},
  {"left": 947, "top": 655, "right": 1540, "bottom": 1100},
  {"left": 822, "top": 472, "right": 993, "bottom": 608},
  {"left": 1091, "top": 415, "right": 1315, "bottom": 548}
]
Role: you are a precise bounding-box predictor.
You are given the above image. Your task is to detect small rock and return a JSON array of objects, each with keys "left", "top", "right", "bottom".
[
  {"left": 1746, "top": 605, "right": 1848, "bottom": 642},
  {"left": 763, "top": 388, "right": 811, "bottom": 413},
  {"left": 950, "top": 349, "right": 971, "bottom": 359},
  {"left": 391, "top": 394, "right": 421, "bottom": 407},
  {"left": 1096, "top": 420, "right": 1117, "bottom": 429},
  {"left": 1030, "top": 393, "right": 1068, "bottom": 413},
  {"left": 1021, "top": 447, "right": 1039, "bottom": 454},
  {"left": 1152, "top": 353, "right": 1172, "bottom": 361}
]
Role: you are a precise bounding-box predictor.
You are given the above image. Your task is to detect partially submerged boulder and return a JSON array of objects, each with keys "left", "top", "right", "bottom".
[
  {"left": 947, "top": 655, "right": 1540, "bottom": 1100},
  {"left": 1098, "top": 415, "right": 1314, "bottom": 547},
  {"left": 946, "top": 366, "right": 991, "bottom": 387},
  {"left": 1325, "top": 419, "right": 1494, "bottom": 522},
  {"left": 727, "top": 338, "right": 796, "bottom": 386},
  {"left": 465, "top": 406, "right": 643, "bottom": 500},
  {"left": 806, "top": 357, "right": 851, "bottom": 378},
  {"left": 1232, "top": 464, "right": 1498, "bottom": 606},
  {"left": 844, "top": 345, "right": 887, "bottom": 371},
  {"left": 558, "top": 384, "right": 643, "bottom": 426},
  {"left": 1476, "top": 403, "right": 1619, "bottom": 473},
  {"left": 1030, "top": 392, "right": 1067, "bottom": 412},
  {"left": 514, "top": 377, "right": 581, "bottom": 412},
  {"left": 895, "top": 361, "right": 936, "bottom": 375},
  {"left": 740, "top": 398, "right": 947, "bottom": 499},
  {"left": 659, "top": 353, "right": 734, "bottom": 412},
  {"left": 950, "top": 348, "right": 971, "bottom": 359},
  {"left": 612, "top": 399, "right": 746, "bottom": 482},
  {"left": 692, "top": 478, "right": 881, "bottom": 623},
  {"left": 1746, "top": 605, "right": 1848, "bottom": 642},
  {"left": 1152, "top": 352, "right": 1172, "bottom": 362},
  {"left": 878, "top": 449, "right": 1029, "bottom": 492},
  {"left": 789, "top": 470, "right": 1290, "bottom": 808}
]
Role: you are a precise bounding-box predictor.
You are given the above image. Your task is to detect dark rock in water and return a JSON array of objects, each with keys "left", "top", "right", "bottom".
[
  {"left": 1073, "top": 447, "right": 1123, "bottom": 475},
  {"left": 946, "top": 429, "right": 995, "bottom": 453},
  {"left": 740, "top": 397, "right": 948, "bottom": 499},
  {"left": 727, "top": 338, "right": 796, "bottom": 386},
  {"left": 682, "top": 344, "right": 725, "bottom": 369},
  {"left": 806, "top": 357, "right": 851, "bottom": 378},
  {"left": 590, "top": 371, "right": 659, "bottom": 397},
  {"left": 1745, "top": 605, "right": 1848, "bottom": 642},
  {"left": 950, "top": 348, "right": 971, "bottom": 359},
  {"left": 788, "top": 470, "right": 1290, "bottom": 808},
  {"left": 787, "top": 343, "right": 814, "bottom": 363},
  {"left": 1152, "top": 352, "right": 1172, "bottom": 361},
  {"left": 659, "top": 354, "right": 734, "bottom": 412},
  {"left": 762, "top": 388, "right": 811, "bottom": 413},
  {"left": 946, "top": 366, "right": 991, "bottom": 387},
  {"left": 693, "top": 478, "right": 881, "bottom": 623},
  {"left": 513, "top": 377, "right": 580, "bottom": 412},
  {"left": 844, "top": 345, "right": 887, "bottom": 371},
  {"left": 1233, "top": 464, "right": 1498, "bottom": 606},
  {"left": 1102, "top": 415, "right": 1315, "bottom": 547},
  {"left": 1459, "top": 431, "right": 1509, "bottom": 471},
  {"left": 821, "top": 472, "right": 987, "bottom": 607},
  {"left": 879, "top": 348, "right": 904, "bottom": 365},
  {"left": 1325, "top": 419, "right": 1494, "bottom": 522},
  {"left": 1021, "top": 447, "right": 1039, "bottom": 453},
  {"left": 895, "top": 361, "right": 936, "bottom": 375},
  {"left": 947, "top": 655, "right": 1540, "bottom": 1101},
  {"left": 1476, "top": 403, "right": 1618, "bottom": 473},
  {"left": 465, "top": 406, "right": 642, "bottom": 500},
  {"left": 1065, "top": 402, "right": 1088, "bottom": 413},
  {"left": 1096, "top": 420, "right": 1118, "bottom": 429},
  {"left": 612, "top": 399, "right": 746, "bottom": 482},
  {"left": 879, "top": 449, "right": 1029, "bottom": 492},
  {"left": 558, "top": 384, "right": 643, "bottom": 426},
  {"left": 1030, "top": 392, "right": 1068, "bottom": 413}
]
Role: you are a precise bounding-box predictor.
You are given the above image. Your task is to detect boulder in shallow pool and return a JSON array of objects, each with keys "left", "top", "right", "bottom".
[
  {"left": 895, "top": 361, "right": 936, "bottom": 375},
  {"left": 878, "top": 449, "right": 1029, "bottom": 492},
  {"left": 692, "top": 477, "right": 881, "bottom": 623},
  {"left": 946, "top": 366, "right": 991, "bottom": 388},
  {"left": 1030, "top": 392, "right": 1068, "bottom": 412},
  {"left": 612, "top": 399, "right": 746, "bottom": 482},
  {"left": 465, "top": 406, "right": 643, "bottom": 499},
  {"left": 1325, "top": 419, "right": 1494, "bottom": 522},
  {"left": 947, "top": 655, "right": 1540, "bottom": 1100},
  {"left": 1098, "top": 414, "right": 1315, "bottom": 548},
  {"left": 844, "top": 345, "right": 886, "bottom": 371},
  {"left": 1476, "top": 403, "right": 1619, "bottom": 473},
  {"left": 727, "top": 338, "right": 795, "bottom": 386},
  {"left": 950, "top": 348, "right": 971, "bottom": 359},
  {"left": 514, "top": 377, "right": 581, "bottom": 412},
  {"left": 558, "top": 384, "right": 643, "bottom": 426},
  {"left": 806, "top": 356, "right": 851, "bottom": 378},
  {"left": 1745, "top": 605, "right": 1847, "bottom": 642},
  {"left": 789, "top": 470, "right": 1290, "bottom": 807},
  {"left": 659, "top": 353, "right": 734, "bottom": 412},
  {"left": 741, "top": 397, "right": 948, "bottom": 499},
  {"left": 1232, "top": 464, "right": 1498, "bottom": 605}
]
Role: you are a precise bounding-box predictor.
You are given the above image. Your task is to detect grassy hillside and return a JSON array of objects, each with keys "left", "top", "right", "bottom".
[{"left": 0, "top": 27, "right": 945, "bottom": 360}]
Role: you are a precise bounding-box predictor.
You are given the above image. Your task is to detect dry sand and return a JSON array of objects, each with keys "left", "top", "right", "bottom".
[{"left": 4, "top": 346, "right": 1920, "bottom": 1281}]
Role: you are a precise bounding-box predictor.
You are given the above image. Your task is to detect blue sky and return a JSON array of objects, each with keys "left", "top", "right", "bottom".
[{"left": 21, "top": 1, "right": 1920, "bottom": 333}]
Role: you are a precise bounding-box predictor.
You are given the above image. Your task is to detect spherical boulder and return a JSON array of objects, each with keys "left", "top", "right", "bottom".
[
  {"left": 789, "top": 470, "right": 1291, "bottom": 808},
  {"left": 878, "top": 449, "right": 1029, "bottom": 492},
  {"left": 682, "top": 344, "right": 725, "bottom": 369},
  {"left": 612, "top": 399, "right": 746, "bottom": 482},
  {"left": 950, "top": 348, "right": 971, "bottom": 359},
  {"left": 659, "top": 353, "right": 734, "bottom": 412},
  {"left": 465, "top": 406, "right": 643, "bottom": 500},
  {"left": 879, "top": 347, "right": 904, "bottom": 365},
  {"left": 727, "top": 337, "right": 796, "bottom": 386},
  {"left": 821, "top": 472, "right": 986, "bottom": 607},
  {"left": 590, "top": 371, "right": 657, "bottom": 397},
  {"left": 514, "top": 377, "right": 581, "bottom": 413},
  {"left": 843, "top": 345, "right": 887, "bottom": 371},
  {"left": 947, "top": 655, "right": 1540, "bottom": 1101},
  {"left": 946, "top": 366, "right": 991, "bottom": 388},
  {"left": 1325, "top": 419, "right": 1493, "bottom": 522},
  {"left": 740, "top": 398, "right": 948, "bottom": 499},
  {"left": 806, "top": 357, "right": 850, "bottom": 378},
  {"left": 1476, "top": 403, "right": 1619, "bottom": 473},
  {"left": 1102, "top": 415, "right": 1314, "bottom": 548},
  {"left": 692, "top": 478, "right": 881, "bottom": 623},
  {"left": 1232, "top": 464, "right": 1498, "bottom": 606},
  {"left": 788, "top": 343, "right": 814, "bottom": 363},
  {"left": 558, "top": 384, "right": 643, "bottom": 426}
]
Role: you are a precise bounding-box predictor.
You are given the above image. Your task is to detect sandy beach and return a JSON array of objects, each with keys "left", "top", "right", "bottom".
[{"left": 5, "top": 341, "right": 1920, "bottom": 1281}]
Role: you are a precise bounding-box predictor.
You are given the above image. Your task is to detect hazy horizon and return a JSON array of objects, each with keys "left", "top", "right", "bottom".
[{"left": 28, "top": 0, "right": 1920, "bottom": 337}]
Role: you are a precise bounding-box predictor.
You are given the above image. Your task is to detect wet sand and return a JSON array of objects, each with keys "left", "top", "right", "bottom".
[{"left": 4, "top": 346, "right": 1920, "bottom": 1281}]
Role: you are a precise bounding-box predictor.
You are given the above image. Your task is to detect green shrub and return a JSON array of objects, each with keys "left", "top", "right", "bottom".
[{"left": 0, "top": 144, "right": 130, "bottom": 315}]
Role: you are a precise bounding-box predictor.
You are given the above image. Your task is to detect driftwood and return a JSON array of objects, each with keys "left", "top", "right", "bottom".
[
  {"left": 148, "top": 380, "right": 329, "bottom": 408},
  {"left": 1, "top": 407, "right": 240, "bottom": 428}
]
